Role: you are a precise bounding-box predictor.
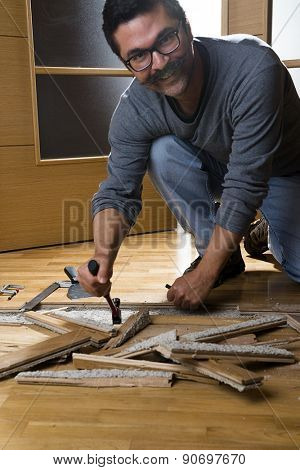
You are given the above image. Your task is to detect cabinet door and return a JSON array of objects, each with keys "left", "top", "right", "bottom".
[{"left": 222, "top": 0, "right": 272, "bottom": 43}]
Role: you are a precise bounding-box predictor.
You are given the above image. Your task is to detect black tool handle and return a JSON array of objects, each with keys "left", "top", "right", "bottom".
[
  {"left": 88, "top": 259, "right": 122, "bottom": 325},
  {"left": 88, "top": 259, "right": 99, "bottom": 276}
]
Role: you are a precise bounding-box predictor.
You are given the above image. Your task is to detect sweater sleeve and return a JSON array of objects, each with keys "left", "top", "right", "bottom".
[
  {"left": 216, "top": 63, "right": 285, "bottom": 234},
  {"left": 91, "top": 97, "right": 153, "bottom": 227}
]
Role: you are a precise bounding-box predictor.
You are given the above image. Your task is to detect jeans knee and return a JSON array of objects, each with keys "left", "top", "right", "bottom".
[
  {"left": 282, "top": 259, "right": 300, "bottom": 284},
  {"left": 269, "top": 231, "right": 300, "bottom": 283},
  {"left": 149, "top": 135, "right": 200, "bottom": 184}
]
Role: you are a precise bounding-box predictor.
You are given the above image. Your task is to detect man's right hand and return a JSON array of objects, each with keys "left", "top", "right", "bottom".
[
  {"left": 77, "top": 256, "right": 113, "bottom": 298},
  {"left": 78, "top": 208, "right": 130, "bottom": 297}
]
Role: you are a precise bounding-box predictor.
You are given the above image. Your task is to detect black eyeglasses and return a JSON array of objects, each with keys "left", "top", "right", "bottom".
[{"left": 124, "top": 21, "right": 182, "bottom": 72}]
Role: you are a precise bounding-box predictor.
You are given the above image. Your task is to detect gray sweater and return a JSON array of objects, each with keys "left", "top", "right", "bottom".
[{"left": 92, "top": 34, "right": 300, "bottom": 234}]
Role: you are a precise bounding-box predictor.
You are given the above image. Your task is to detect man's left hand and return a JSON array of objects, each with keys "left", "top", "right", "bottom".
[{"left": 167, "top": 269, "right": 215, "bottom": 310}]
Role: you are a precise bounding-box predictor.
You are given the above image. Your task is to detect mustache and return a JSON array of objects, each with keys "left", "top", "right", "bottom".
[{"left": 144, "top": 57, "right": 185, "bottom": 86}]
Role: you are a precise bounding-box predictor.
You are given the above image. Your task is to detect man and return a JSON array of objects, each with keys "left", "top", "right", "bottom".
[{"left": 77, "top": 0, "right": 300, "bottom": 310}]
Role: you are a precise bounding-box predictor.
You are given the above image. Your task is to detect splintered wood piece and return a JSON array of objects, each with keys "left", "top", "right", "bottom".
[
  {"left": 94, "top": 329, "right": 177, "bottom": 358},
  {"left": 49, "top": 310, "right": 112, "bottom": 334},
  {"left": 287, "top": 315, "right": 300, "bottom": 334},
  {"left": 72, "top": 353, "right": 215, "bottom": 384},
  {"left": 25, "top": 311, "right": 74, "bottom": 334},
  {"left": 102, "top": 309, "right": 151, "bottom": 350},
  {"left": 25, "top": 311, "right": 112, "bottom": 346},
  {"left": 0, "top": 331, "right": 93, "bottom": 378},
  {"left": 174, "top": 373, "right": 216, "bottom": 384},
  {"left": 113, "top": 329, "right": 178, "bottom": 358},
  {"left": 181, "top": 315, "right": 286, "bottom": 343},
  {"left": 155, "top": 341, "right": 295, "bottom": 363},
  {"left": 15, "top": 369, "right": 174, "bottom": 388},
  {"left": 178, "top": 358, "right": 264, "bottom": 389}
]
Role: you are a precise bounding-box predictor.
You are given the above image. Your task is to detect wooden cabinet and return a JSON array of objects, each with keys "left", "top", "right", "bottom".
[
  {"left": 0, "top": 0, "right": 175, "bottom": 251},
  {"left": 0, "top": 37, "right": 34, "bottom": 146},
  {"left": 0, "top": 0, "right": 28, "bottom": 36},
  {"left": 222, "top": 0, "right": 272, "bottom": 43}
]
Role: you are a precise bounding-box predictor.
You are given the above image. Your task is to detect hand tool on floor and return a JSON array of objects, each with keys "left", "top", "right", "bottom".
[
  {"left": 20, "top": 281, "right": 70, "bottom": 312},
  {"left": 0, "top": 284, "right": 24, "bottom": 301},
  {"left": 64, "top": 261, "right": 122, "bottom": 325}
]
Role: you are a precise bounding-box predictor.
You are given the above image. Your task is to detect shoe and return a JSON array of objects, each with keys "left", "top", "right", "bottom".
[
  {"left": 184, "top": 246, "right": 245, "bottom": 288},
  {"left": 244, "top": 216, "right": 269, "bottom": 257}
]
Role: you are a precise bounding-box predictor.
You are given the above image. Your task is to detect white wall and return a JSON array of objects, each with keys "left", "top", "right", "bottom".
[
  {"left": 272, "top": 0, "right": 300, "bottom": 95},
  {"left": 272, "top": 0, "right": 300, "bottom": 59},
  {"left": 289, "top": 68, "right": 300, "bottom": 95},
  {"left": 179, "top": 0, "right": 222, "bottom": 37}
]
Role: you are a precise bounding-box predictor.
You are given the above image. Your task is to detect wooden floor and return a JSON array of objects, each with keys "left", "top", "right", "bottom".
[{"left": 0, "top": 231, "right": 300, "bottom": 450}]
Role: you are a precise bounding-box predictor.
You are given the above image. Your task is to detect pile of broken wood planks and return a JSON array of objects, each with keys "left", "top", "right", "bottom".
[{"left": 0, "top": 308, "right": 296, "bottom": 392}]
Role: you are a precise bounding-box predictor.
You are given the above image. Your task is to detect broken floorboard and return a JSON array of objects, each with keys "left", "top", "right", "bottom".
[
  {"left": 48, "top": 310, "right": 116, "bottom": 334},
  {"left": 15, "top": 369, "right": 174, "bottom": 388},
  {"left": 102, "top": 309, "right": 151, "bottom": 350},
  {"left": 72, "top": 353, "right": 262, "bottom": 391},
  {"left": 25, "top": 311, "right": 112, "bottom": 346},
  {"left": 180, "top": 315, "right": 286, "bottom": 343},
  {"left": 0, "top": 331, "right": 93, "bottom": 379},
  {"left": 100, "top": 330, "right": 178, "bottom": 358},
  {"left": 177, "top": 358, "right": 264, "bottom": 392},
  {"left": 155, "top": 341, "right": 295, "bottom": 364},
  {"left": 287, "top": 314, "right": 300, "bottom": 334},
  {"left": 72, "top": 353, "right": 216, "bottom": 385}
]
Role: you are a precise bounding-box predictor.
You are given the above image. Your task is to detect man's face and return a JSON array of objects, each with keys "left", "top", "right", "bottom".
[{"left": 113, "top": 4, "right": 194, "bottom": 98}]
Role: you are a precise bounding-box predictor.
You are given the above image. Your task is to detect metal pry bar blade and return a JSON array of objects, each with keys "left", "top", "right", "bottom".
[{"left": 20, "top": 282, "right": 61, "bottom": 312}]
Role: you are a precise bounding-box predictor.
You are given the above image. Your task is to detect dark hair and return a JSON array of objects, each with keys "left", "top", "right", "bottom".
[{"left": 102, "top": 0, "right": 187, "bottom": 57}]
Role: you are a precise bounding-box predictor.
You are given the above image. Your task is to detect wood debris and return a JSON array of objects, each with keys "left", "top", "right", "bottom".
[
  {"left": 155, "top": 340, "right": 295, "bottom": 363},
  {"left": 112, "top": 329, "right": 178, "bottom": 358},
  {"left": 0, "top": 331, "right": 93, "bottom": 379},
  {"left": 72, "top": 353, "right": 215, "bottom": 385},
  {"left": 0, "top": 307, "right": 298, "bottom": 393},
  {"left": 16, "top": 369, "right": 174, "bottom": 388},
  {"left": 287, "top": 314, "right": 300, "bottom": 334},
  {"left": 178, "top": 358, "right": 264, "bottom": 392},
  {"left": 25, "top": 311, "right": 112, "bottom": 346},
  {"left": 102, "top": 309, "right": 151, "bottom": 350},
  {"left": 181, "top": 315, "right": 286, "bottom": 343},
  {"left": 49, "top": 309, "right": 115, "bottom": 334}
]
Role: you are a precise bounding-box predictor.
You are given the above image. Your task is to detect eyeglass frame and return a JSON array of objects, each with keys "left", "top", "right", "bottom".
[{"left": 123, "top": 20, "right": 182, "bottom": 72}]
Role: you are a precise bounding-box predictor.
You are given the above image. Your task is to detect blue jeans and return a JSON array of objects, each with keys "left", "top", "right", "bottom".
[{"left": 148, "top": 135, "right": 300, "bottom": 283}]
